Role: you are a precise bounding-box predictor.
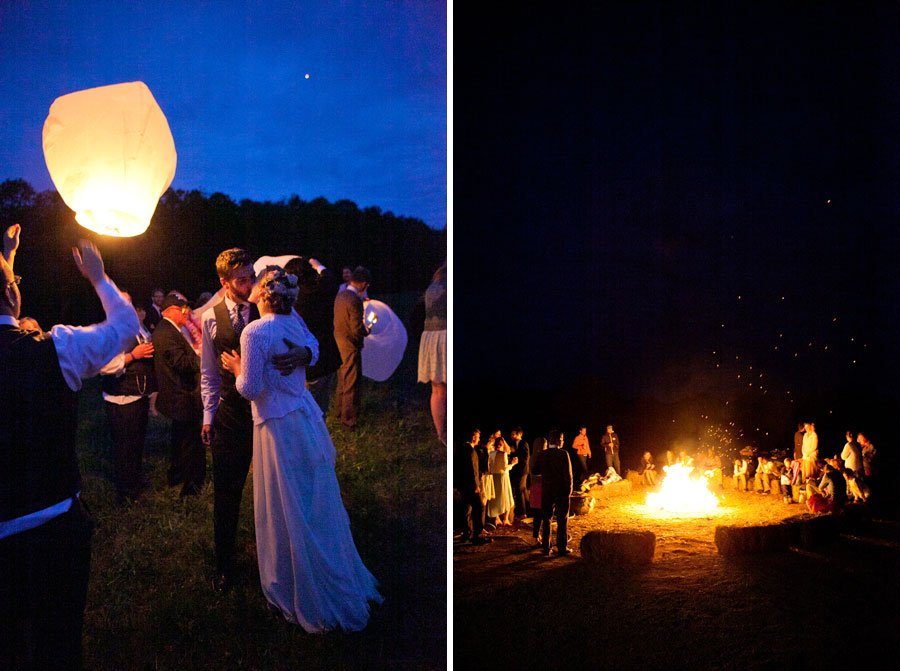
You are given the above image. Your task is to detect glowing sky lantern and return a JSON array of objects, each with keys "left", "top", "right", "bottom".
[
  {"left": 362, "top": 299, "right": 407, "bottom": 382},
  {"left": 42, "top": 81, "right": 177, "bottom": 237}
]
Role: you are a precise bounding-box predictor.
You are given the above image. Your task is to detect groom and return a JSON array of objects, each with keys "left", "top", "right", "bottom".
[{"left": 200, "top": 249, "right": 313, "bottom": 591}]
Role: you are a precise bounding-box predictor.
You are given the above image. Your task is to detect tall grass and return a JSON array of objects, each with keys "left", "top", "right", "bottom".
[{"left": 77, "top": 340, "right": 445, "bottom": 670}]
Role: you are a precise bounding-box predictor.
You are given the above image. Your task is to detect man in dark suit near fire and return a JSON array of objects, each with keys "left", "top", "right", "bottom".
[{"left": 532, "top": 429, "right": 573, "bottom": 556}]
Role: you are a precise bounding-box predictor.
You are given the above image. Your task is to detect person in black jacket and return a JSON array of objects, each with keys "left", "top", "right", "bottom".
[
  {"left": 508, "top": 427, "right": 530, "bottom": 519},
  {"left": 152, "top": 293, "right": 205, "bottom": 497},
  {"left": 532, "top": 429, "right": 573, "bottom": 556},
  {"left": 285, "top": 256, "right": 341, "bottom": 416},
  {"left": 454, "top": 429, "right": 491, "bottom": 545}
]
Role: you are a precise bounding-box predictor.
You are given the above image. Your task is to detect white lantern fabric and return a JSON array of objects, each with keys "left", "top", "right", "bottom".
[
  {"left": 42, "top": 81, "right": 177, "bottom": 237},
  {"left": 253, "top": 255, "right": 300, "bottom": 277},
  {"left": 362, "top": 299, "right": 407, "bottom": 382}
]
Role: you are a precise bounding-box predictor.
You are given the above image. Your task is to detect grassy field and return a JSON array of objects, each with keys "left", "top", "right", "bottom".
[{"left": 75, "top": 330, "right": 445, "bottom": 670}]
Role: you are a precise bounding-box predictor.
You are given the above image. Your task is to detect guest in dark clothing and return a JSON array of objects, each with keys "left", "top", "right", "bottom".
[
  {"left": 530, "top": 436, "right": 547, "bottom": 542},
  {"left": 532, "top": 429, "right": 573, "bottom": 556},
  {"left": 454, "top": 429, "right": 491, "bottom": 544},
  {"left": 1, "top": 228, "right": 138, "bottom": 670},
  {"left": 285, "top": 256, "right": 342, "bottom": 416},
  {"left": 153, "top": 293, "right": 205, "bottom": 497},
  {"left": 601, "top": 424, "right": 621, "bottom": 476},
  {"left": 144, "top": 288, "right": 164, "bottom": 332},
  {"left": 100, "top": 299, "right": 157, "bottom": 502},
  {"left": 507, "top": 426, "right": 530, "bottom": 519},
  {"left": 332, "top": 266, "right": 370, "bottom": 428}
]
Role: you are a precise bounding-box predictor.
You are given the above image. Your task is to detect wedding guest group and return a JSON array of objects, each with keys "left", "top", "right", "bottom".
[{"left": 0, "top": 220, "right": 405, "bottom": 663}]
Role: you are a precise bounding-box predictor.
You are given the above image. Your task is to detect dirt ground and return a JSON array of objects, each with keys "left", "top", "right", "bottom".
[{"left": 453, "top": 481, "right": 900, "bottom": 669}]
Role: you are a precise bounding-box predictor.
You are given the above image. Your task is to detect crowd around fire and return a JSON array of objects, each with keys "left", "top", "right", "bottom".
[{"left": 454, "top": 420, "right": 881, "bottom": 551}]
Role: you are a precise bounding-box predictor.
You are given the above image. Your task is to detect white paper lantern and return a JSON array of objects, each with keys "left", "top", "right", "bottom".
[
  {"left": 253, "top": 255, "right": 300, "bottom": 277},
  {"left": 362, "top": 299, "right": 407, "bottom": 382},
  {"left": 42, "top": 81, "right": 177, "bottom": 237}
]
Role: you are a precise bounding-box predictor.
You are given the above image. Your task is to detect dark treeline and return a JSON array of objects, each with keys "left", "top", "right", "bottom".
[{"left": 0, "top": 179, "right": 445, "bottom": 327}]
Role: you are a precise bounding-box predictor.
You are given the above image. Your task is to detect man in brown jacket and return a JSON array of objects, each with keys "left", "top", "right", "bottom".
[{"left": 332, "top": 266, "right": 371, "bottom": 428}]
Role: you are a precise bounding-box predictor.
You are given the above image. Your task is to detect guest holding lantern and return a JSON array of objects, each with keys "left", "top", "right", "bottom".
[
  {"left": 285, "top": 256, "right": 342, "bottom": 417},
  {"left": 1, "top": 226, "right": 139, "bottom": 670}
]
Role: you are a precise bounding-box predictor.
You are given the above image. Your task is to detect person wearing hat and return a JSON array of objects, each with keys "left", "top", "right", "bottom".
[
  {"left": 152, "top": 292, "right": 205, "bottom": 497},
  {"left": 332, "top": 265, "right": 371, "bottom": 429}
]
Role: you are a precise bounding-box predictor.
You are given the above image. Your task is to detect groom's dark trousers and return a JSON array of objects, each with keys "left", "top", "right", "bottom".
[{"left": 209, "top": 301, "right": 258, "bottom": 580}]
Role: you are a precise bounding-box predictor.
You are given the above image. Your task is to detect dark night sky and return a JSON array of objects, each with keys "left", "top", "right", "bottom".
[
  {"left": 0, "top": 2, "right": 446, "bottom": 229},
  {"left": 454, "top": 4, "right": 900, "bottom": 446}
]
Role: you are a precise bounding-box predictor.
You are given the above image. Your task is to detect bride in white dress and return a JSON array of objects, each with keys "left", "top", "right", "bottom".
[{"left": 221, "top": 267, "right": 381, "bottom": 632}]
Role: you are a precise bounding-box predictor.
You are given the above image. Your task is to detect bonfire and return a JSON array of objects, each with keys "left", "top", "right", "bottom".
[{"left": 645, "top": 462, "right": 721, "bottom": 516}]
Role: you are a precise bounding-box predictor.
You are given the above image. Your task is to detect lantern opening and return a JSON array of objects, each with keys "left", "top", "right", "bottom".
[{"left": 76, "top": 208, "right": 148, "bottom": 237}]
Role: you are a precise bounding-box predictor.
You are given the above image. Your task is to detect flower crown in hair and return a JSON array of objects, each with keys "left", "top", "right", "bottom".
[{"left": 259, "top": 266, "right": 299, "bottom": 302}]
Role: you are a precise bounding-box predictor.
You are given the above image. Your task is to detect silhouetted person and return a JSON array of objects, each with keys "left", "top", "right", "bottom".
[
  {"left": 532, "top": 429, "right": 572, "bottom": 556},
  {"left": 1, "top": 226, "right": 138, "bottom": 670},
  {"left": 153, "top": 293, "right": 205, "bottom": 498},
  {"left": 285, "top": 256, "right": 341, "bottom": 416},
  {"left": 332, "top": 266, "right": 370, "bottom": 428}
]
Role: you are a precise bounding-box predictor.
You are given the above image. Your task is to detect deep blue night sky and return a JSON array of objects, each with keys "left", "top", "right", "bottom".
[
  {"left": 0, "top": 1, "right": 446, "bottom": 229},
  {"left": 454, "top": 4, "right": 899, "bottom": 450}
]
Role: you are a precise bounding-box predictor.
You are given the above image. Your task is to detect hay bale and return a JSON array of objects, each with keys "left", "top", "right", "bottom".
[
  {"left": 626, "top": 469, "right": 642, "bottom": 487},
  {"left": 796, "top": 514, "right": 838, "bottom": 548},
  {"left": 714, "top": 523, "right": 792, "bottom": 556},
  {"left": 580, "top": 530, "right": 655, "bottom": 566},
  {"left": 587, "top": 479, "right": 633, "bottom": 501},
  {"left": 835, "top": 503, "right": 870, "bottom": 534},
  {"left": 779, "top": 514, "right": 839, "bottom": 549}
]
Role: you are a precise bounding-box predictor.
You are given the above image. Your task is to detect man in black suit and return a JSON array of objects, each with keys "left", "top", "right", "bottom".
[
  {"left": 1, "top": 226, "right": 138, "bottom": 670},
  {"left": 532, "top": 429, "right": 573, "bottom": 556},
  {"left": 454, "top": 429, "right": 492, "bottom": 545},
  {"left": 285, "top": 256, "right": 342, "bottom": 416},
  {"left": 152, "top": 293, "right": 205, "bottom": 497},
  {"left": 508, "top": 426, "right": 530, "bottom": 519},
  {"left": 144, "top": 287, "right": 164, "bottom": 332},
  {"left": 200, "top": 249, "right": 313, "bottom": 591},
  {"left": 332, "top": 266, "right": 371, "bottom": 428}
]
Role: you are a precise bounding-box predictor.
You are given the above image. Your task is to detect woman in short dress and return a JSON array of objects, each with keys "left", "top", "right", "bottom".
[
  {"left": 222, "top": 267, "right": 382, "bottom": 632},
  {"left": 417, "top": 263, "right": 447, "bottom": 444}
]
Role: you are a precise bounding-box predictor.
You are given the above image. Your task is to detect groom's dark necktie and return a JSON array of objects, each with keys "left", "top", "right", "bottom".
[{"left": 233, "top": 304, "right": 245, "bottom": 335}]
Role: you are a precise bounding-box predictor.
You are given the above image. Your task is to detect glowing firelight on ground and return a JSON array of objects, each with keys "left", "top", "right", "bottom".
[{"left": 645, "top": 463, "right": 721, "bottom": 516}]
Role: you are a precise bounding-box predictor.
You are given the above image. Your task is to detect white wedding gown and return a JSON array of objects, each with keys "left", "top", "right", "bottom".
[{"left": 236, "top": 312, "right": 382, "bottom": 632}]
